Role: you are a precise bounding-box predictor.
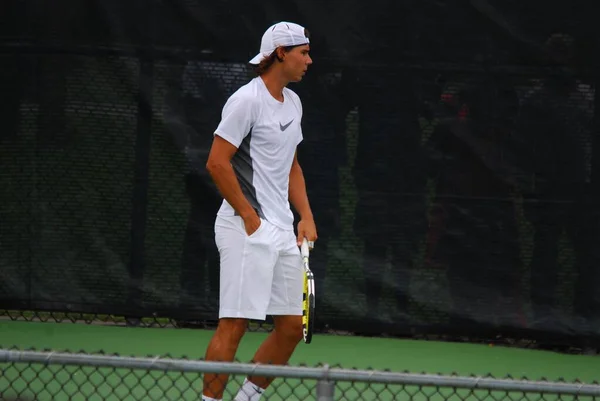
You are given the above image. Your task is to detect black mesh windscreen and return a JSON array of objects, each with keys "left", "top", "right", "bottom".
[{"left": 1, "top": 0, "right": 599, "bottom": 346}]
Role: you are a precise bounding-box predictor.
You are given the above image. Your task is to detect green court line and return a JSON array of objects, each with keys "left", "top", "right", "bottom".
[{"left": 1, "top": 321, "right": 599, "bottom": 382}]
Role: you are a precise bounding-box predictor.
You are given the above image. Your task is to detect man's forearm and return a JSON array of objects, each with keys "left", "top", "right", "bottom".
[
  {"left": 289, "top": 163, "right": 313, "bottom": 220},
  {"left": 207, "top": 161, "right": 255, "bottom": 218}
]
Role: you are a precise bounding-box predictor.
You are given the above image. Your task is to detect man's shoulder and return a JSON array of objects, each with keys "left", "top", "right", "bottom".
[
  {"left": 229, "top": 79, "right": 260, "bottom": 100},
  {"left": 224, "top": 79, "right": 262, "bottom": 110},
  {"left": 283, "top": 86, "right": 301, "bottom": 101},
  {"left": 283, "top": 87, "right": 302, "bottom": 113}
]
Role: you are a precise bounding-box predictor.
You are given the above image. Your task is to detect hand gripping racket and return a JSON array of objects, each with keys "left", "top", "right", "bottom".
[{"left": 301, "top": 238, "right": 315, "bottom": 344}]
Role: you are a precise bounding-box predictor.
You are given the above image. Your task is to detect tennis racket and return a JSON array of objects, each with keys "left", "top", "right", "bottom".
[{"left": 300, "top": 238, "right": 315, "bottom": 344}]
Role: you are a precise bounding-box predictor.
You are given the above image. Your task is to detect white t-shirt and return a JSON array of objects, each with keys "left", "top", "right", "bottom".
[{"left": 213, "top": 76, "right": 303, "bottom": 231}]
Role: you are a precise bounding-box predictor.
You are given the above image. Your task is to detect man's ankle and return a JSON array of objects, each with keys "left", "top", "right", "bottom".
[
  {"left": 202, "top": 395, "right": 222, "bottom": 401},
  {"left": 234, "top": 378, "right": 265, "bottom": 401}
]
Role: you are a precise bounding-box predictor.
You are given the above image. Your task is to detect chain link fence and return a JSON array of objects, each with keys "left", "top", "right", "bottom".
[
  {"left": 1, "top": 348, "right": 599, "bottom": 401},
  {"left": 0, "top": 309, "right": 279, "bottom": 333}
]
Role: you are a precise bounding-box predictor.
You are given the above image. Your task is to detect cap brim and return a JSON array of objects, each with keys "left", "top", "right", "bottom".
[{"left": 249, "top": 50, "right": 273, "bottom": 65}]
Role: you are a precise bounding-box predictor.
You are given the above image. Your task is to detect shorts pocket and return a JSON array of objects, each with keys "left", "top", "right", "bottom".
[{"left": 244, "top": 217, "right": 266, "bottom": 239}]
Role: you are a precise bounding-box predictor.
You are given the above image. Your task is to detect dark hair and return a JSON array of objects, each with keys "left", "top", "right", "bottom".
[{"left": 253, "top": 28, "right": 311, "bottom": 76}]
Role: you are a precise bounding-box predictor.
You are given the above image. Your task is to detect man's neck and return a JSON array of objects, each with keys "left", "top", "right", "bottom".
[{"left": 260, "top": 71, "right": 288, "bottom": 102}]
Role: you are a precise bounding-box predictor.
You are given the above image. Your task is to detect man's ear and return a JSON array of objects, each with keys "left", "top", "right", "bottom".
[{"left": 275, "top": 47, "right": 285, "bottom": 62}]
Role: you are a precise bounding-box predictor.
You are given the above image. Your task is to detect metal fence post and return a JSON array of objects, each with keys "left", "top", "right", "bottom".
[{"left": 316, "top": 364, "right": 335, "bottom": 401}]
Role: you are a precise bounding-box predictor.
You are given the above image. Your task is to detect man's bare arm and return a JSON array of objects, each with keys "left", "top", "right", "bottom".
[
  {"left": 289, "top": 151, "right": 314, "bottom": 220},
  {"left": 206, "top": 135, "right": 257, "bottom": 222},
  {"left": 289, "top": 151, "right": 318, "bottom": 244}
]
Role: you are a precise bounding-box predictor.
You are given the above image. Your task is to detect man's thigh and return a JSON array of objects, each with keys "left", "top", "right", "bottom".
[
  {"left": 266, "top": 229, "right": 303, "bottom": 317},
  {"left": 215, "top": 215, "right": 278, "bottom": 320}
]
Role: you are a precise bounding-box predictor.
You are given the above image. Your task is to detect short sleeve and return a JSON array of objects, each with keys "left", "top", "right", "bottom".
[
  {"left": 294, "top": 92, "right": 304, "bottom": 146},
  {"left": 296, "top": 123, "right": 304, "bottom": 146},
  {"left": 214, "top": 95, "right": 258, "bottom": 148}
]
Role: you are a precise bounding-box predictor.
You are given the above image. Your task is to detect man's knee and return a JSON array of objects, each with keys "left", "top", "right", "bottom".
[
  {"left": 216, "top": 318, "right": 248, "bottom": 343},
  {"left": 274, "top": 315, "right": 303, "bottom": 343}
]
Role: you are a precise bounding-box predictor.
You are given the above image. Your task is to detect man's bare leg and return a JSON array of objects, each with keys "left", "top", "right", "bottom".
[
  {"left": 244, "top": 315, "right": 303, "bottom": 390},
  {"left": 202, "top": 318, "right": 248, "bottom": 400}
]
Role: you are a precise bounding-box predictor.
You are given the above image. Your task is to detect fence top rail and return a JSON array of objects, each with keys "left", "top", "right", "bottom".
[{"left": 1, "top": 349, "right": 599, "bottom": 395}]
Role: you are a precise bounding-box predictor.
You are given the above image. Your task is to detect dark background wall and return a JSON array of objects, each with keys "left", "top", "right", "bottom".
[{"left": 1, "top": 0, "right": 599, "bottom": 348}]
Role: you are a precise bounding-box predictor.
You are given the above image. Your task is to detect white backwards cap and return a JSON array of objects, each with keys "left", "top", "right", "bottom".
[{"left": 249, "top": 21, "right": 310, "bottom": 65}]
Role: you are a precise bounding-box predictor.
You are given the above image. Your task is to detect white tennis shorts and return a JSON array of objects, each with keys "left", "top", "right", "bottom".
[{"left": 214, "top": 215, "right": 303, "bottom": 320}]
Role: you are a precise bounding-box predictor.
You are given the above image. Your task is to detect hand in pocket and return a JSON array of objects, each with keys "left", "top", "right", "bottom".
[{"left": 243, "top": 213, "right": 262, "bottom": 236}]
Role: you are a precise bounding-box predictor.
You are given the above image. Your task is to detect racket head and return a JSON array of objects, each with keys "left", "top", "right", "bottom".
[
  {"left": 300, "top": 238, "right": 315, "bottom": 344},
  {"left": 302, "top": 268, "right": 315, "bottom": 343}
]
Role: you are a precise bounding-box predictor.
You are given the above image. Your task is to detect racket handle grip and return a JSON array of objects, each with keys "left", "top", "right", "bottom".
[{"left": 300, "top": 238, "right": 310, "bottom": 257}]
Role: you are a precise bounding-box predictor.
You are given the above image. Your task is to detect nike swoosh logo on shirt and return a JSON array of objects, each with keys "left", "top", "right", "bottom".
[{"left": 279, "top": 119, "right": 294, "bottom": 131}]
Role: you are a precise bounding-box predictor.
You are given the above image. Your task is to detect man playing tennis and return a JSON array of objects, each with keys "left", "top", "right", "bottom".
[{"left": 202, "top": 21, "right": 317, "bottom": 401}]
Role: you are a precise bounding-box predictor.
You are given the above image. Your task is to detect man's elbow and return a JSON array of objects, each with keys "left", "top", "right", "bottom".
[{"left": 206, "top": 157, "right": 227, "bottom": 178}]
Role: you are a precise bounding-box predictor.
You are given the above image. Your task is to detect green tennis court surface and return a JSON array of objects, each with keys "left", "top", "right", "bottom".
[
  {"left": 2, "top": 321, "right": 599, "bottom": 380},
  {"left": 1, "top": 321, "right": 599, "bottom": 400}
]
